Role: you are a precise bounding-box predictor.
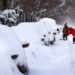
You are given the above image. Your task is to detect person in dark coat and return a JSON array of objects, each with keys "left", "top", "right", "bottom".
[{"left": 62, "top": 23, "right": 68, "bottom": 40}]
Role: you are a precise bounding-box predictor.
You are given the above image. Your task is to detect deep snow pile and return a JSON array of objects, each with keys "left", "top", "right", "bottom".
[
  {"left": 0, "top": 25, "right": 28, "bottom": 75},
  {"left": 12, "top": 18, "right": 75, "bottom": 75}
]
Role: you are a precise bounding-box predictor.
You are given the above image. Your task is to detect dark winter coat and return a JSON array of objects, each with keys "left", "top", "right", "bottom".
[{"left": 63, "top": 25, "right": 68, "bottom": 36}]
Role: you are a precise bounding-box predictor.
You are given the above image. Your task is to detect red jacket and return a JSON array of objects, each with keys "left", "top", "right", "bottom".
[{"left": 68, "top": 28, "right": 75, "bottom": 36}]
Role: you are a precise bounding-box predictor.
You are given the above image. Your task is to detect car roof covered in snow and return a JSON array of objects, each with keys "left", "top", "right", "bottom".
[
  {"left": 39, "top": 18, "right": 57, "bottom": 30},
  {"left": 0, "top": 38, "right": 11, "bottom": 53},
  {"left": 0, "top": 25, "right": 25, "bottom": 58}
]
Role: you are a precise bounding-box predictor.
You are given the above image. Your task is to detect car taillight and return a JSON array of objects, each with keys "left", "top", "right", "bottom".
[{"left": 17, "top": 64, "right": 29, "bottom": 74}]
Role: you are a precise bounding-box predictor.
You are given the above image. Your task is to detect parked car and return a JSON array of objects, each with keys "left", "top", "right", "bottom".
[{"left": 0, "top": 25, "right": 29, "bottom": 75}]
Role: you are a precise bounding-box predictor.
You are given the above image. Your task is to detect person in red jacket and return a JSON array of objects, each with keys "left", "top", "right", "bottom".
[{"left": 68, "top": 27, "right": 75, "bottom": 44}]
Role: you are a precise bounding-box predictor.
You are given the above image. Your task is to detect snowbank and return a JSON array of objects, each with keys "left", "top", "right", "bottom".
[{"left": 25, "top": 42, "right": 74, "bottom": 75}]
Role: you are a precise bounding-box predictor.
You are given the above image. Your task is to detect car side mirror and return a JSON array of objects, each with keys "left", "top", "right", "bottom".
[{"left": 11, "top": 55, "right": 18, "bottom": 60}]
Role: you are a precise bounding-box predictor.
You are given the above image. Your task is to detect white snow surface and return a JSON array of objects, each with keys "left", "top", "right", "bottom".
[{"left": 12, "top": 18, "right": 75, "bottom": 75}]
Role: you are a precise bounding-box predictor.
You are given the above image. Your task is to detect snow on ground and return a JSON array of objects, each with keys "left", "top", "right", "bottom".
[
  {"left": 12, "top": 18, "right": 75, "bottom": 75},
  {"left": 25, "top": 40, "right": 74, "bottom": 75}
]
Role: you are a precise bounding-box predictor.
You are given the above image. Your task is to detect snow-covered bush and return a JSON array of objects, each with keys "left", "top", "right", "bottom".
[
  {"left": 0, "top": 9, "right": 21, "bottom": 26},
  {"left": 0, "top": 25, "right": 29, "bottom": 75}
]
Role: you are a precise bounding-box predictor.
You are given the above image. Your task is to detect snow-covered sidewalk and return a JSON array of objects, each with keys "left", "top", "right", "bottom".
[{"left": 25, "top": 41, "right": 74, "bottom": 75}]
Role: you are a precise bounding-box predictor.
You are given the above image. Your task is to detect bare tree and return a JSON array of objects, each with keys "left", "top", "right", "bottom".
[{"left": 3, "top": 0, "right": 7, "bottom": 10}]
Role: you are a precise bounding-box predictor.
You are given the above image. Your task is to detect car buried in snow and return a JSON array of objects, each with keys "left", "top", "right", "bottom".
[{"left": 0, "top": 25, "right": 29, "bottom": 75}]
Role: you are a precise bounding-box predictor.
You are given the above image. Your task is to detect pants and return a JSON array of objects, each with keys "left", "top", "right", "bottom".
[
  {"left": 73, "top": 37, "right": 75, "bottom": 44},
  {"left": 63, "top": 34, "right": 67, "bottom": 40}
]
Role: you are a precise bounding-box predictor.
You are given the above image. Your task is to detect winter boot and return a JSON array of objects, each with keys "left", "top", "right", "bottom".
[{"left": 73, "top": 37, "right": 75, "bottom": 44}]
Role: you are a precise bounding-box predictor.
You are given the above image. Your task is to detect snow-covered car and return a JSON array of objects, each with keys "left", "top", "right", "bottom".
[
  {"left": 12, "top": 18, "right": 59, "bottom": 46},
  {"left": 0, "top": 9, "right": 20, "bottom": 26},
  {"left": 0, "top": 25, "right": 29, "bottom": 75}
]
